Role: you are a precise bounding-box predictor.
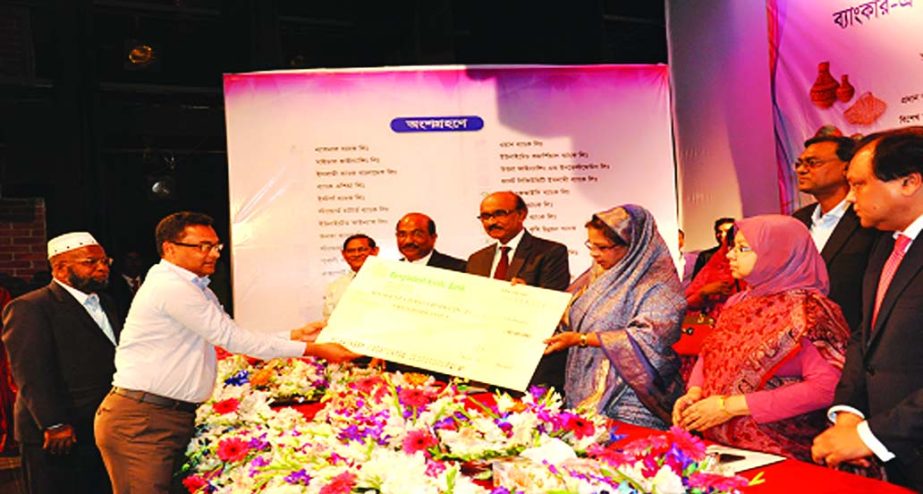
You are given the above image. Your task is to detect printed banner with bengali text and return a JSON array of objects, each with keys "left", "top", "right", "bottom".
[{"left": 224, "top": 65, "right": 677, "bottom": 329}]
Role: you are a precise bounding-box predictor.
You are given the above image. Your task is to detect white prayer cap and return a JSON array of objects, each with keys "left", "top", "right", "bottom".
[{"left": 47, "top": 232, "right": 100, "bottom": 259}]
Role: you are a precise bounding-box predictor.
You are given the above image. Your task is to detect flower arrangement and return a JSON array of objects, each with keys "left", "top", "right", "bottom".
[
  {"left": 182, "top": 361, "right": 755, "bottom": 494},
  {"left": 213, "top": 355, "right": 329, "bottom": 404}
]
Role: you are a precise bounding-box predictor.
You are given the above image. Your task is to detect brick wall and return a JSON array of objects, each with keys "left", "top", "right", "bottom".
[{"left": 0, "top": 198, "right": 48, "bottom": 280}]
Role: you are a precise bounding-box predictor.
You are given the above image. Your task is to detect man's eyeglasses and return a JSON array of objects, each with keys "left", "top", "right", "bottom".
[
  {"left": 72, "top": 257, "right": 113, "bottom": 267},
  {"left": 170, "top": 241, "right": 224, "bottom": 253},
  {"left": 584, "top": 241, "right": 620, "bottom": 252},
  {"left": 793, "top": 158, "right": 837, "bottom": 170},
  {"left": 478, "top": 209, "right": 515, "bottom": 221},
  {"left": 396, "top": 230, "right": 428, "bottom": 240},
  {"left": 343, "top": 247, "right": 371, "bottom": 255}
]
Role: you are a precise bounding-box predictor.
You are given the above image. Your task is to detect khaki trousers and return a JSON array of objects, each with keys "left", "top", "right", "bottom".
[{"left": 94, "top": 392, "right": 195, "bottom": 494}]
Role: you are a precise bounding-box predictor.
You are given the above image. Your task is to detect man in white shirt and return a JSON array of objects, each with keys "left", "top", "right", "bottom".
[
  {"left": 812, "top": 127, "right": 923, "bottom": 491},
  {"left": 322, "top": 233, "right": 379, "bottom": 319},
  {"left": 2, "top": 232, "right": 120, "bottom": 494},
  {"left": 792, "top": 135, "right": 879, "bottom": 334},
  {"left": 94, "top": 211, "right": 358, "bottom": 493}
]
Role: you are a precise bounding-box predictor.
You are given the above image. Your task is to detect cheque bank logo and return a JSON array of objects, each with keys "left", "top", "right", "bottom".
[{"left": 390, "top": 116, "right": 484, "bottom": 133}]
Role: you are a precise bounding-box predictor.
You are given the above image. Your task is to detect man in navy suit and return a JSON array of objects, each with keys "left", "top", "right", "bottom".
[
  {"left": 467, "top": 191, "right": 570, "bottom": 393},
  {"left": 812, "top": 127, "right": 923, "bottom": 491},
  {"left": 792, "top": 135, "right": 879, "bottom": 334},
  {"left": 3, "top": 232, "right": 121, "bottom": 494},
  {"left": 395, "top": 212, "right": 466, "bottom": 272}
]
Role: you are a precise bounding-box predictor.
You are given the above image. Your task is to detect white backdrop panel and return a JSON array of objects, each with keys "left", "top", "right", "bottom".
[{"left": 224, "top": 65, "right": 678, "bottom": 331}]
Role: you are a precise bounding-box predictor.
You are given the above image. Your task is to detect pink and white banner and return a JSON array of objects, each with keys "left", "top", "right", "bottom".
[
  {"left": 769, "top": 0, "right": 923, "bottom": 210},
  {"left": 224, "top": 65, "right": 677, "bottom": 330}
]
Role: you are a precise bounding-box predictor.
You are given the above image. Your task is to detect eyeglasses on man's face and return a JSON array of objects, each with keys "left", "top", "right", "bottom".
[
  {"left": 170, "top": 241, "right": 224, "bottom": 253},
  {"left": 478, "top": 209, "right": 516, "bottom": 221},
  {"left": 71, "top": 257, "right": 113, "bottom": 267},
  {"left": 793, "top": 157, "right": 837, "bottom": 170},
  {"left": 396, "top": 230, "right": 428, "bottom": 240}
]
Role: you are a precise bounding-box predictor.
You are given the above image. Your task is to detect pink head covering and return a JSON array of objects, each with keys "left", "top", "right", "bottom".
[{"left": 731, "top": 215, "right": 829, "bottom": 300}]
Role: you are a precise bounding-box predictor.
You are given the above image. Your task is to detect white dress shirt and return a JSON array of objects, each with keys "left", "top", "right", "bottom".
[
  {"left": 809, "top": 198, "right": 849, "bottom": 251},
  {"left": 827, "top": 212, "right": 923, "bottom": 462},
  {"left": 323, "top": 269, "right": 356, "bottom": 319},
  {"left": 489, "top": 228, "right": 525, "bottom": 278},
  {"left": 54, "top": 279, "right": 117, "bottom": 345},
  {"left": 406, "top": 250, "right": 433, "bottom": 265},
  {"left": 112, "top": 260, "right": 306, "bottom": 403}
]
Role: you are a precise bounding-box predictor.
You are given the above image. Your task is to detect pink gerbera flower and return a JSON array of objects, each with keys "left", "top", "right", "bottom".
[
  {"left": 403, "top": 429, "right": 438, "bottom": 456},
  {"left": 399, "top": 387, "right": 431, "bottom": 408}
]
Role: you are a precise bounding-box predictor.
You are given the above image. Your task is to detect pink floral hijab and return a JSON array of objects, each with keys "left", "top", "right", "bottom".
[{"left": 728, "top": 215, "right": 829, "bottom": 303}]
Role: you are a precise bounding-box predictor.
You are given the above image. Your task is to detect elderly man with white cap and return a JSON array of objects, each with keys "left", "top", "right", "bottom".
[{"left": 2, "top": 231, "right": 120, "bottom": 494}]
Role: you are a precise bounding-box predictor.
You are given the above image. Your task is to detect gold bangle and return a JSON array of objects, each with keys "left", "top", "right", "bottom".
[
  {"left": 579, "top": 333, "right": 588, "bottom": 347},
  {"left": 718, "top": 395, "right": 730, "bottom": 415}
]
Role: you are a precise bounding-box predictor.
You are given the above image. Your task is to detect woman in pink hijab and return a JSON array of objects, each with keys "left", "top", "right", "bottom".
[{"left": 672, "top": 215, "right": 850, "bottom": 461}]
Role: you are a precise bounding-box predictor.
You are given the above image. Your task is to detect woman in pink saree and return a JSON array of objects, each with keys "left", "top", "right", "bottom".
[{"left": 674, "top": 215, "right": 850, "bottom": 461}]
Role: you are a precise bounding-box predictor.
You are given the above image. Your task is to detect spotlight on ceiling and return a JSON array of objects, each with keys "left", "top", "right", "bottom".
[{"left": 124, "top": 40, "right": 159, "bottom": 70}]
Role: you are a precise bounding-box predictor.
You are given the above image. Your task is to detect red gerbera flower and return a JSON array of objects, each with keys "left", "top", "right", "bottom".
[
  {"left": 181, "top": 474, "right": 208, "bottom": 493},
  {"left": 216, "top": 437, "right": 251, "bottom": 462},
  {"left": 319, "top": 471, "right": 356, "bottom": 494},
  {"left": 565, "top": 415, "right": 595, "bottom": 439},
  {"left": 212, "top": 397, "right": 240, "bottom": 415}
]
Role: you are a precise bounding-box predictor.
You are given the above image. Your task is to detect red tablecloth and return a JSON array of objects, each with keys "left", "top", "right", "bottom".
[
  {"left": 608, "top": 421, "right": 910, "bottom": 494},
  {"left": 282, "top": 401, "right": 911, "bottom": 494}
]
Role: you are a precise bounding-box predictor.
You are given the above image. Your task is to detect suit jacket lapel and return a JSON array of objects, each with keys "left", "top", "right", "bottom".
[
  {"left": 508, "top": 230, "right": 532, "bottom": 280},
  {"left": 470, "top": 245, "right": 496, "bottom": 276},
  {"left": 99, "top": 296, "right": 122, "bottom": 344},
  {"left": 867, "top": 235, "right": 923, "bottom": 350},
  {"left": 792, "top": 205, "right": 814, "bottom": 229},
  {"left": 820, "top": 206, "right": 860, "bottom": 263},
  {"left": 49, "top": 282, "right": 119, "bottom": 346}
]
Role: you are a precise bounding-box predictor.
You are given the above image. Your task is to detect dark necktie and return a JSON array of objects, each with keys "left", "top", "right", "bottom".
[
  {"left": 493, "top": 246, "right": 511, "bottom": 280},
  {"left": 872, "top": 234, "right": 911, "bottom": 329}
]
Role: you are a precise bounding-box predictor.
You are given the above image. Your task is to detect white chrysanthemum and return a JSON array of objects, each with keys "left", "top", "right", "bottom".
[
  {"left": 357, "top": 449, "right": 434, "bottom": 494},
  {"left": 506, "top": 412, "right": 540, "bottom": 446},
  {"left": 651, "top": 464, "right": 685, "bottom": 494},
  {"left": 471, "top": 417, "right": 507, "bottom": 445},
  {"left": 494, "top": 393, "right": 518, "bottom": 413}
]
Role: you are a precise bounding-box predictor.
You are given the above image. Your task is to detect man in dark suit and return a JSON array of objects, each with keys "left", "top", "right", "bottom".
[
  {"left": 2, "top": 232, "right": 121, "bottom": 494},
  {"left": 792, "top": 135, "right": 879, "bottom": 334},
  {"left": 690, "top": 217, "right": 734, "bottom": 279},
  {"left": 812, "top": 127, "right": 923, "bottom": 491},
  {"left": 105, "top": 250, "right": 147, "bottom": 323},
  {"left": 467, "top": 191, "right": 570, "bottom": 392},
  {"left": 395, "top": 212, "right": 466, "bottom": 272},
  {"left": 391, "top": 212, "right": 465, "bottom": 379}
]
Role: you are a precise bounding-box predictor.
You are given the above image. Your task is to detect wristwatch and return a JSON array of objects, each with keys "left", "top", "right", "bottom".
[{"left": 579, "top": 333, "right": 588, "bottom": 347}]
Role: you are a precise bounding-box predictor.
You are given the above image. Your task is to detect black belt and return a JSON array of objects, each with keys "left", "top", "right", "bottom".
[{"left": 111, "top": 387, "right": 199, "bottom": 413}]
